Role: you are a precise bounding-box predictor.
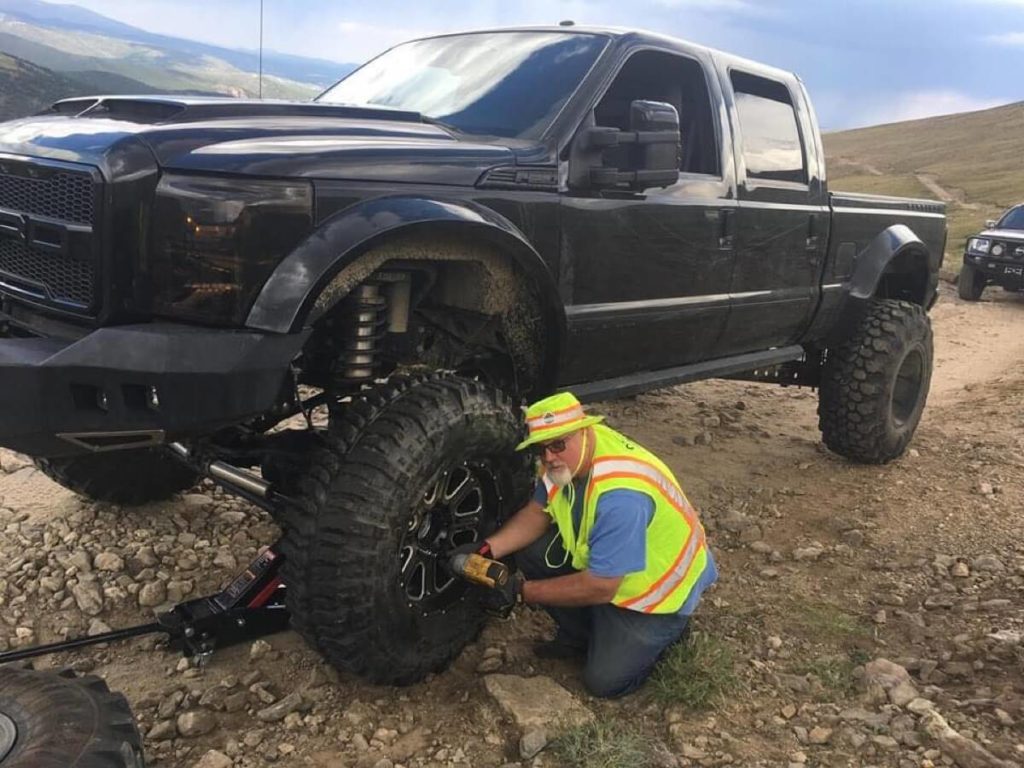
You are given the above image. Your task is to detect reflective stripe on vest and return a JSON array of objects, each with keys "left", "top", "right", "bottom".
[{"left": 589, "top": 455, "right": 707, "bottom": 613}]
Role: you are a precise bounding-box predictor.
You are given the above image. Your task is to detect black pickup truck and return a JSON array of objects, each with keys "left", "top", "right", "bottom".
[{"left": 0, "top": 26, "right": 945, "bottom": 683}]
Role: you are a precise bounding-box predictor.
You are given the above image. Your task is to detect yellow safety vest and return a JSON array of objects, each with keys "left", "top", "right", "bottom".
[{"left": 541, "top": 424, "right": 711, "bottom": 614}]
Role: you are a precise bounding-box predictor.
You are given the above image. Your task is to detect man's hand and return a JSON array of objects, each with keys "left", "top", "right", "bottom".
[{"left": 481, "top": 572, "right": 524, "bottom": 618}]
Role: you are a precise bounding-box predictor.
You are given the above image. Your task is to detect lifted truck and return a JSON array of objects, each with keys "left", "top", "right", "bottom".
[{"left": 0, "top": 26, "right": 945, "bottom": 684}]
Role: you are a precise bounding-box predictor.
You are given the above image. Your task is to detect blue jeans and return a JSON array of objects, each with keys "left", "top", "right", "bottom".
[{"left": 517, "top": 528, "right": 690, "bottom": 699}]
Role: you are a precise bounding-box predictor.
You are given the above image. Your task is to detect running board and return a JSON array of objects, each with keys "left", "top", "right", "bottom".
[{"left": 564, "top": 346, "right": 805, "bottom": 403}]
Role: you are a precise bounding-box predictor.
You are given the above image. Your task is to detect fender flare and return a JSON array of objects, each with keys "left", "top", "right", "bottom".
[
  {"left": 245, "top": 195, "right": 565, "bottom": 388},
  {"left": 828, "top": 224, "right": 935, "bottom": 344}
]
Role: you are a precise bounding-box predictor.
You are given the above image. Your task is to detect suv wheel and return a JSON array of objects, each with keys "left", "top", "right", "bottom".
[
  {"left": 818, "top": 299, "right": 933, "bottom": 464},
  {"left": 279, "top": 374, "right": 531, "bottom": 684},
  {"left": 35, "top": 449, "right": 198, "bottom": 505},
  {"left": 958, "top": 263, "right": 986, "bottom": 301},
  {"left": 0, "top": 668, "right": 143, "bottom": 767}
]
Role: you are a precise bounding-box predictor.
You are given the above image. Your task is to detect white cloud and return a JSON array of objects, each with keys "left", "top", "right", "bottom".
[
  {"left": 986, "top": 31, "right": 1024, "bottom": 45},
  {"left": 852, "top": 90, "right": 1008, "bottom": 128}
]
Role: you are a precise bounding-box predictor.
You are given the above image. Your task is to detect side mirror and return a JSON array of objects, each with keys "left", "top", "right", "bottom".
[
  {"left": 985, "top": 219, "right": 998, "bottom": 229},
  {"left": 575, "top": 99, "right": 681, "bottom": 191}
]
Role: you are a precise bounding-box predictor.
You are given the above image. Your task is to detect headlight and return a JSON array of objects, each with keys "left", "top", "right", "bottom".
[
  {"left": 149, "top": 174, "right": 313, "bottom": 325},
  {"left": 967, "top": 237, "right": 990, "bottom": 255}
]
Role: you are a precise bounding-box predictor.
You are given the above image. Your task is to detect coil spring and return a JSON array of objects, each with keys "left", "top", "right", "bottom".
[{"left": 333, "top": 283, "right": 388, "bottom": 385}]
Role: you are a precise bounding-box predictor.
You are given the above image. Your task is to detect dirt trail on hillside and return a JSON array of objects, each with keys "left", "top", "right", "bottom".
[
  {"left": 916, "top": 173, "right": 981, "bottom": 210},
  {"left": 2, "top": 283, "right": 1023, "bottom": 768}
]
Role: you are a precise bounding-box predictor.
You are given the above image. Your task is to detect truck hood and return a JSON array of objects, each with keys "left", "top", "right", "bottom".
[
  {"left": 0, "top": 96, "right": 523, "bottom": 185},
  {"left": 980, "top": 228, "right": 1024, "bottom": 243}
]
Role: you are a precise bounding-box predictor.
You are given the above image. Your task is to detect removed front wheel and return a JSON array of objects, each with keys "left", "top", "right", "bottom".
[
  {"left": 280, "top": 374, "right": 531, "bottom": 684},
  {"left": 818, "top": 299, "right": 933, "bottom": 464},
  {"left": 0, "top": 668, "right": 143, "bottom": 768}
]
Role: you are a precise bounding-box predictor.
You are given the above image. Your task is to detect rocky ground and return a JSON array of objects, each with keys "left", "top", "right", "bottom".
[{"left": 2, "top": 282, "right": 1023, "bottom": 768}]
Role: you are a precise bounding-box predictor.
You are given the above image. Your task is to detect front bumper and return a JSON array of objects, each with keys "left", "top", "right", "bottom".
[
  {"left": 0, "top": 323, "right": 308, "bottom": 457},
  {"left": 963, "top": 253, "right": 1024, "bottom": 283}
]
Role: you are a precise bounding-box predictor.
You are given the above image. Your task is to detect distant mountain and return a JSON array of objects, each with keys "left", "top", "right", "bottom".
[{"left": 0, "top": 0, "right": 358, "bottom": 100}]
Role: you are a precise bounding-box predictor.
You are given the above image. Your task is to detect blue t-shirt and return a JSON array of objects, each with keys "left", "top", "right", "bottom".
[{"left": 533, "top": 479, "right": 718, "bottom": 616}]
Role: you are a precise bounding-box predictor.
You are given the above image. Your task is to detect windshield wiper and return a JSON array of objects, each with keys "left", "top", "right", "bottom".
[{"left": 420, "top": 115, "right": 461, "bottom": 134}]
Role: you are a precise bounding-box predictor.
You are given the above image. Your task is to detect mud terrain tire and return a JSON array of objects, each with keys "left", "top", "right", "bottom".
[
  {"left": 819, "top": 299, "right": 933, "bottom": 464},
  {"left": 0, "top": 668, "right": 143, "bottom": 768},
  {"left": 958, "top": 263, "right": 986, "bottom": 301},
  {"left": 280, "top": 374, "right": 531, "bottom": 684},
  {"left": 35, "top": 450, "right": 198, "bottom": 505}
]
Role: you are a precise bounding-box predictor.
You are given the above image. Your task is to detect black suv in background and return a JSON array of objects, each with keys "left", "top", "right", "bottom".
[{"left": 959, "top": 204, "right": 1024, "bottom": 300}]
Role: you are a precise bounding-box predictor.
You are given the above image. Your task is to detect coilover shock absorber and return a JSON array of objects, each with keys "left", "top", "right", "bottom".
[{"left": 332, "top": 283, "right": 388, "bottom": 386}]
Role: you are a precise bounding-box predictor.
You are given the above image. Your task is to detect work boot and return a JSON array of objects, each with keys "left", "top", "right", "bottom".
[{"left": 533, "top": 635, "right": 586, "bottom": 660}]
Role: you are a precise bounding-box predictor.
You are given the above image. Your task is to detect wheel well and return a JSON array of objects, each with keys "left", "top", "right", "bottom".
[
  {"left": 298, "top": 232, "right": 552, "bottom": 398},
  {"left": 874, "top": 248, "right": 930, "bottom": 305}
]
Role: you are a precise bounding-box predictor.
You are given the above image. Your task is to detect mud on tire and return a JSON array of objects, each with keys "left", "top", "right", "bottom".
[
  {"left": 818, "top": 299, "right": 933, "bottom": 464},
  {"left": 280, "top": 374, "right": 532, "bottom": 684},
  {"left": 34, "top": 449, "right": 198, "bottom": 505},
  {"left": 0, "top": 667, "right": 143, "bottom": 768}
]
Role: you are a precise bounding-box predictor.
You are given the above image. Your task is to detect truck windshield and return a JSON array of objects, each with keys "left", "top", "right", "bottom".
[
  {"left": 316, "top": 31, "right": 608, "bottom": 139},
  {"left": 997, "top": 205, "right": 1024, "bottom": 230}
]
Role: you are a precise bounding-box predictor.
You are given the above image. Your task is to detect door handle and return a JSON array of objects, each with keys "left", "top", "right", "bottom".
[
  {"left": 806, "top": 214, "right": 820, "bottom": 251},
  {"left": 718, "top": 208, "right": 734, "bottom": 250}
]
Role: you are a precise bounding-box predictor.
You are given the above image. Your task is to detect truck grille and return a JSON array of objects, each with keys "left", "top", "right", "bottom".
[
  {"left": 0, "top": 169, "right": 94, "bottom": 225},
  {"left": 0, "top": 238, "right": 95, "bottom": 308},
  {"left": 0, "top": 159, "right": 100, "bottom": 312}
]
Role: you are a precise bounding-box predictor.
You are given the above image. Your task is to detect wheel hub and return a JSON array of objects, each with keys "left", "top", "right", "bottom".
[
  {"left": 892, "top": 348, "right": 925, "bottom": 426},
  {"left": 398, "top": 461, "right": 498, "bottom": 613},
  {"left": 0, "top": 711, "right": 16, "bottom": 761}
]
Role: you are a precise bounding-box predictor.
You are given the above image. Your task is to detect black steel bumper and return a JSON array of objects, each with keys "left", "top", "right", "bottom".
[
  {"left": 0, "top": 323, "right": 309, "bottom": 457},
  {"left": 964, "top": 253, "right": 1024, "bottom": 284}
]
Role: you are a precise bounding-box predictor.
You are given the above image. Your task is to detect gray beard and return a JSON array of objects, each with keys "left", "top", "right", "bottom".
[{"left": 549, "top": 466, "right": 573, "bottom": 487}]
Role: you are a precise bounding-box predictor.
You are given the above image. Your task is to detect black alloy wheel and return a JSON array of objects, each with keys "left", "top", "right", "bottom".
[
  {"left": 280, "top": 373, "right": 532, "bottom": 684},
  {"left": 399, "top": 461, "right": 501, "bottom": 612}
]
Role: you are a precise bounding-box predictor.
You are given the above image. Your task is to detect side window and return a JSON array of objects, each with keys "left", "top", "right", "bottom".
[
  {"left": 593, "top": 50, "right": 719, "bottom": 176},
  {"left": 730, "top": 71, "right": 806, "bottom": 184}
]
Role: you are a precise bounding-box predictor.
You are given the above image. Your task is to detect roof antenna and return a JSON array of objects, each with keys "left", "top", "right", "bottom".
[{"left": 258, "top": 0, "right": 264, "bottom": 99}]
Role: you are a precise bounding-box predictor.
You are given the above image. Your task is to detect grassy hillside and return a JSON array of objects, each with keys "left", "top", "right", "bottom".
[
  {"left": 824, "top": 101, "right": 1024, "bottom": 275},
  {"left": 0, "top": 51, "right": 82, "bottom": 119}
]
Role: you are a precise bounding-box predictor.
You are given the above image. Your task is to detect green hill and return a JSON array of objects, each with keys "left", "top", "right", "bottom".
[
  {"left": 824, "top": 101, "right": 1024, "bottom": 272},
  {"left": 0, "top": 51, "right": 82, "bottom": 119}
]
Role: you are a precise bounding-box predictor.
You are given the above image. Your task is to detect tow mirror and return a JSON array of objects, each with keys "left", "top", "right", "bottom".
[
  {"left": 985, "top": 219, "right": 998, "bottom": 228},
  {"left": 576, "top": 99, "right": 681, "bottom": 191}
]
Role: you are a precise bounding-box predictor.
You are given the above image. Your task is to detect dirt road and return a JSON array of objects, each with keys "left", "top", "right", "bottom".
[{"left": 2, "top": 283, "right": 1023, "bottom": 768}]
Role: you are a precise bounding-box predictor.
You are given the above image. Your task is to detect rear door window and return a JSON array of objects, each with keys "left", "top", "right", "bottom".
[{"left": 730, "top": 71, "right": 806, "bottom": 184}]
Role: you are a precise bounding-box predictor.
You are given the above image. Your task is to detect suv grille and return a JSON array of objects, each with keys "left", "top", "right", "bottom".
[
  {"left": 0, "top": 160, "right": 99, "bottom": 312},
  {"left": 994, "top": 241, "right": 1024, "bottom": 261}
]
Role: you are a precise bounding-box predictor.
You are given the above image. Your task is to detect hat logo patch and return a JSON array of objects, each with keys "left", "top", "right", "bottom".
[{"left": 542, "top": 412, "right": 555, "bottom": 425}]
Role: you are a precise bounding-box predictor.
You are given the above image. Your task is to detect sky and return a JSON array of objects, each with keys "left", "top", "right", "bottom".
[{"left": 64, "top": 0, "right": 1024, "bottom": 130}]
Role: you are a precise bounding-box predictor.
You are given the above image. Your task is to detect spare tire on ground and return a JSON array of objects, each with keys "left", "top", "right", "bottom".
[{"left": 0, "top": 667, "right": 144, "bottom": 767}]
